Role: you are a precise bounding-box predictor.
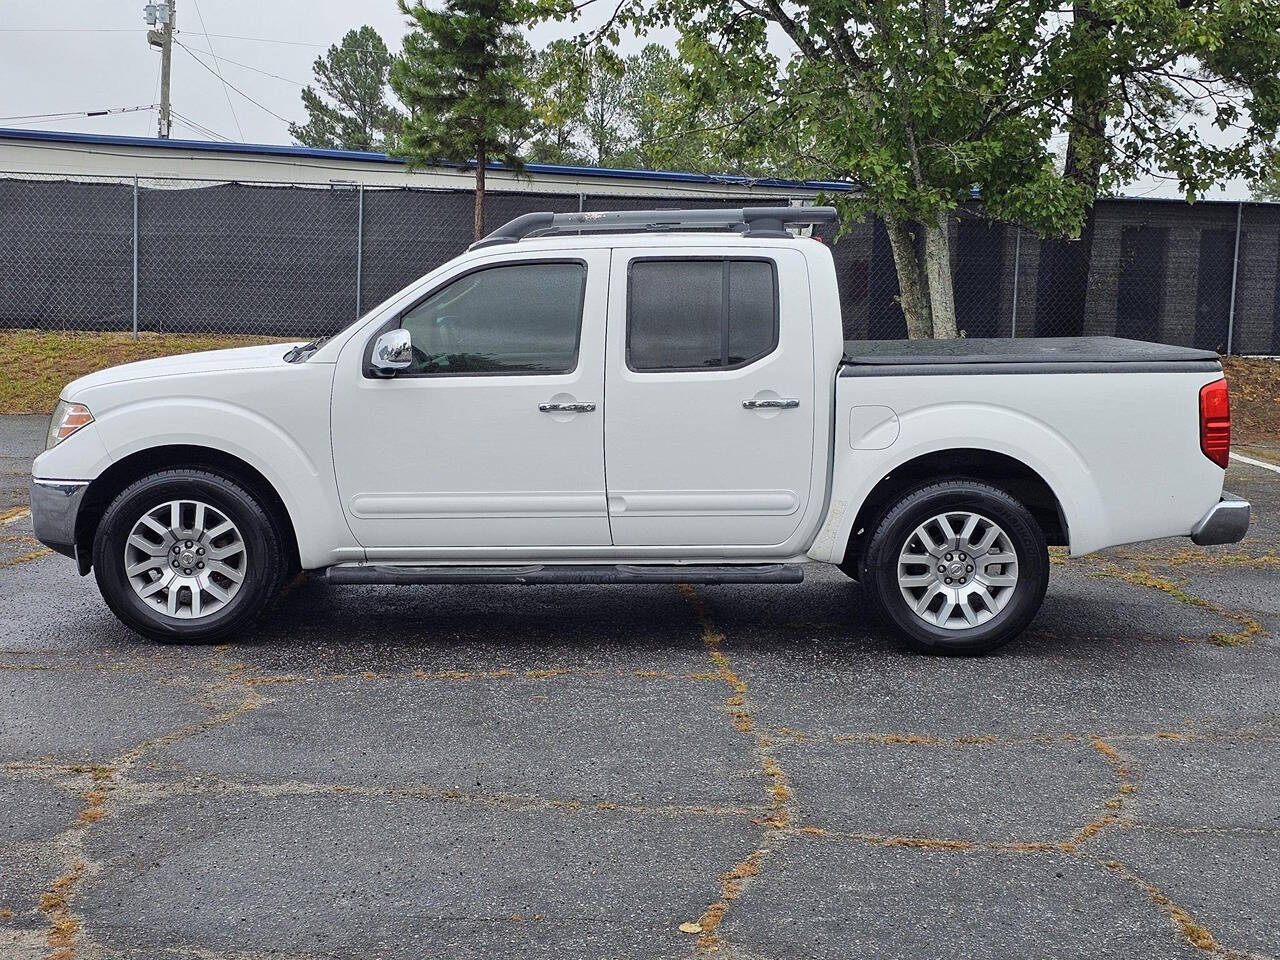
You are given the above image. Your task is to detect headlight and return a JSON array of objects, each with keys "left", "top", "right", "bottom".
[{"left": 46, "top": 400, "right": 94, "bottom": 449}]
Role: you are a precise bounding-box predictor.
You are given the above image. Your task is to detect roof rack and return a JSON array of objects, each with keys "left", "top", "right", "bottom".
[{"left": 469, "top": 205, "right": 839, "bottom": 250}]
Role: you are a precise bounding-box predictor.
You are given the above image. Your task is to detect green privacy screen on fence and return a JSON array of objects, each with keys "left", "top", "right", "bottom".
[{"left": 2, "top": 174, "right": 1278, "bottom": 353}]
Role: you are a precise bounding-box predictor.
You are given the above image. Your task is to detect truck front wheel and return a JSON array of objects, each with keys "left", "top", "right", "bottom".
[
  {"left": 92, "top": 469, "right": 288, "bottom": 643},
  {"left": 861, "top": 480, "right": 1049, "bottom": 655}
]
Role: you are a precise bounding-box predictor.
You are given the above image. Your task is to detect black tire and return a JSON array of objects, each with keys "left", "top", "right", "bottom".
[
  {"left": 860, "top": 480, "right": 1049, "bottom": 655},
  {"left": 93, "top": 469, "right": 288, "bottom": 644}
]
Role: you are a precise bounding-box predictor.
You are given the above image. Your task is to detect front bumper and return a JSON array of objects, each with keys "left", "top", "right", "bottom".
[
  {"left": 1190, "top": 494, "right": 1251, "bottom": 546},
  {"left": 30, "top": 479, "right": 88, "bottom": 560}
]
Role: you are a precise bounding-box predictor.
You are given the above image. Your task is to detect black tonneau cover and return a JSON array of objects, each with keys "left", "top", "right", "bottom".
[{"left": 840, "top": 336, "right": 1221, "bottom": 376}]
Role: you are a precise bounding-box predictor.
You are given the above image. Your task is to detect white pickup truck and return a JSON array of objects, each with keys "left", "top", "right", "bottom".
[{"left": 32, "top": 206, "right": 1250, "bottom": 654}]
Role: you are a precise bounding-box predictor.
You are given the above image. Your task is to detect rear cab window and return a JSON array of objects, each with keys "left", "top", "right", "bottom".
[{"left": 627, "top": 258, "right": 779, "bottom": 372}]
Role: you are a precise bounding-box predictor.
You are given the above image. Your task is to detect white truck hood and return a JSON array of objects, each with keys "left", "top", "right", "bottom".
[{"left": 62, "top": 342, "right": 303, "bottom": 399}]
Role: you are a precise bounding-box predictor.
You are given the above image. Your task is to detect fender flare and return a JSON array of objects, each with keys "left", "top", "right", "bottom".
[{"left": 810, "top": 402, "right": 1109, "bottom": 563}]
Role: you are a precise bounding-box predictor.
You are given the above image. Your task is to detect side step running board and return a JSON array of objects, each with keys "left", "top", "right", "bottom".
[{"left": 326, "top": 563, "right": 804, "bottom": 586}]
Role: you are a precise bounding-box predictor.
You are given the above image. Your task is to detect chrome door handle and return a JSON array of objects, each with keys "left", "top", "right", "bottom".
[
  {"left": 743, "top": 398, "right": 800, "bottom": 410},
  {"left": 539, "top": 401, "right": 596, "bottom": 413}
]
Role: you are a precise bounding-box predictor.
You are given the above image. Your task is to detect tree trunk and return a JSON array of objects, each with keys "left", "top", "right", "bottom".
[
  {"left": 884, "top": 216, "right": 933, "bottom": 340},
  {"left": 473, "top": 145, "right": 486, "bottom": 241},
  {"left": 922, "top": 210, "right": 958, "bottom": 339}
]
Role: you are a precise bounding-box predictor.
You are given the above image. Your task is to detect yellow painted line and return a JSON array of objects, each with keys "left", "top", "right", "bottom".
[{"left": 0, "top": 507, "right": 30, "bottom": 525}]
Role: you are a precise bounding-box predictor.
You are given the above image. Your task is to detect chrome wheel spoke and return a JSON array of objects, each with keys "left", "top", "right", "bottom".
[
  {"left": 127, "top": 534, "right": 166, "bottom": 556},
  {"left": 205, "top": 519, "right": 235, "bottom": 541},
  {"left": 914, "top": 582, "right": 944, "bottom": 613},
  {"left": 207, "top": 559, "right": 244, "bottom": 583},
  {"left": 972, "top": 524, "right": 1001, "bottom": 555},
  {"left": 915, "top": 526, "right": 944, "bottom": 557},
  {"left": 204, "top": 579, "right": 232, "bottom": 603},
  {"left": 137, "top": 575, "right": 169, "bottom": 599},
  {"left": 898, "top": 572, "right": 935, "bottom": 588},
  {"left": 898, "top": 510, "right": 1019, "bottom": 632},
  {"left": 206, "top": 542, "right": 244, "bottom": 562},
  {"left": 978, "top": 572, "right": 1018, "bottom": 587},
  {"left": 935, "top": 514, "right": 958, "bottom": 546},
  {"left": 124, "top": 498, "right": 246, "bottom": 621},
  {"left": 139, "top": 515, "right": 169, "bottom": 538},
  {"left": 126, "top": 557, "right": 164, "bottom": 577}
]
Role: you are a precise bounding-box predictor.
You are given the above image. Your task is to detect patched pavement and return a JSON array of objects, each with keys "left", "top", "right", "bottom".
[{"left": 1, "top": 412, "right": 1278, "bottom": 959}]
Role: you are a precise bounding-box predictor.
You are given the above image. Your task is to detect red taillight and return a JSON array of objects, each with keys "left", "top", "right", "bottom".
[{"left": 1199, "top": 379, "right": 1231, "bottom": 468}]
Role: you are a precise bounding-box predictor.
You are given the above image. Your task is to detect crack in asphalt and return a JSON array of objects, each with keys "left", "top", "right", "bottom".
[
  {"left": 668, "top": 584, "right": 1274, "bottom": 960},
  {"left": 1, "top": 537, "right": 1276, "bottom": 957}
]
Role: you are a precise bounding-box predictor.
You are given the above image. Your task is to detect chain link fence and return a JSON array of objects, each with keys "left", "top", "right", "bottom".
[{"left": 2, "top": 171, "right": 1278, "bottom": 352}]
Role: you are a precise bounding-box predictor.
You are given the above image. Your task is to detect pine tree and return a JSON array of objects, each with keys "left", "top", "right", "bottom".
[
  {"left": 391, "top": 0, "right": 534, "bottom": 240},
  {"left": 288, "top": 26, "right": 402, "bottom": 152}
]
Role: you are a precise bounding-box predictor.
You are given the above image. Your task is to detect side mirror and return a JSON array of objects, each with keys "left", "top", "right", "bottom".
[{"left": 370, "top": 329, "right": 413, "bottom": 377}]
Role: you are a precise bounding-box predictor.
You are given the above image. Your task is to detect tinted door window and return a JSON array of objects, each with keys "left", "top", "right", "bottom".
[
  {"left": 400, "top": 261, "right": 586, "bottom": 374},
  {"left": 628, "top": 259, "right": 778, "bottom": 371}
]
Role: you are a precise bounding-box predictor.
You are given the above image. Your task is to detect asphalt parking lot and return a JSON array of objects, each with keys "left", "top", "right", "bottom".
[{"left": 2, "top": 413, "right": 1278, "bottom": 960}]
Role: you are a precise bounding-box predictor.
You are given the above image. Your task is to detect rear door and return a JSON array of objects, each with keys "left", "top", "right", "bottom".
[{"left": 603, "top": 247, "right": 815, "bottom": 547}]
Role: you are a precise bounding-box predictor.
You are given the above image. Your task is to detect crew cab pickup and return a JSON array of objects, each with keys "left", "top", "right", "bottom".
[{"left": 31, "top": 206, "right": 1251, "bottom": 654}]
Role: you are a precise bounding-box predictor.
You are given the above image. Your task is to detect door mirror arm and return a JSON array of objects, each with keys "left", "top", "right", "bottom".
[{"left": 370, "top": 329, "right": 413, "bottom": 377}]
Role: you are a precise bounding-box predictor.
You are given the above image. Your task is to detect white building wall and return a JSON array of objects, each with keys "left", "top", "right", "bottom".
[{"left": 0, "top": 133, "right": 824, "bottom": 200}]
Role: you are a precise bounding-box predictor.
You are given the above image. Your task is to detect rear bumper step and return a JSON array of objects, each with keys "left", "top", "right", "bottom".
[
  {"left": 1190, "top": 494, "right": 1251, "bottom": 546},
  {"left": 326, "top": 563, "right": 804, "bottom": 586}
]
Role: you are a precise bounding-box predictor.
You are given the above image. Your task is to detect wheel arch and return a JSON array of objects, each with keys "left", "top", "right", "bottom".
[
  {"left": 75, "top": 445, "right": 300, "bottom": 576},
  {"left": 836, "top": 448, "right": 1068, "bottom": 577}
]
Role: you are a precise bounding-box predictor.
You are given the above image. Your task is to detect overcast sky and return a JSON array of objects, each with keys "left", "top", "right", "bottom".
[{"left": 0, "top": 0, "right": 1254, "bottom": 199}]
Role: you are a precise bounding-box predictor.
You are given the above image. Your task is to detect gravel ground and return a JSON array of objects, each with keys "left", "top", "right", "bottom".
[{"left": 2, "top": 414, "right": 1278, "bottom": 960}]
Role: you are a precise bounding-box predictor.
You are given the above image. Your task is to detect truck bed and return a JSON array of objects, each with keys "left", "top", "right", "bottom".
[{"left": 840, "top": 336, "right": 1221, "bottom": 375}]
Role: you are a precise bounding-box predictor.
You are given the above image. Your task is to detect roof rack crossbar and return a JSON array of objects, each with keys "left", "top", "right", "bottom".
[{"left": 469, "top": 205, "right": 839, "bottom": 249}]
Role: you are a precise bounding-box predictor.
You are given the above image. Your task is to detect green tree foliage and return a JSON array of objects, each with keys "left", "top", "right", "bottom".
[
  {"left": 1056, "top": 0, "right": 1280, "bottom": 204},
  {"left": 527, "top": 40, "right": 591, "bottom": 164},
  {"left": 1252, "top": 148, "right": 1280, "bottom": 201},
  {"left": 288, "top": 26, "right": 403, "bottom": 152},
  {"left": 528, "top": 41, "right": 671, "bottom": 167},
  {"left": 527, "top": 40, "right": 779, "bottom": 173},
  {"left": 555, "top": 0, "right": 1280, "bottom": 338},
  {"left": 391, "top": 0, "right": 535, "bottom": 239}
]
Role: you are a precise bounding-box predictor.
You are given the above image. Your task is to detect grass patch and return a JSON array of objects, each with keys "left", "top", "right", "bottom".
[
  {"left": 1223, "top": 356, "right": 1280, "bottom": 452},
  {"left": 0, "top": 329, "right": 291, "bottom": 414},
  {"left": 1088, "top": 563, "right": 1265, "bottom": 647}
]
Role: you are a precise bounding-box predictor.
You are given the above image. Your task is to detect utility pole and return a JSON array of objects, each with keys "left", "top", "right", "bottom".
[{"left": 144, "top": 1, "right": 176, "bottom": 138}]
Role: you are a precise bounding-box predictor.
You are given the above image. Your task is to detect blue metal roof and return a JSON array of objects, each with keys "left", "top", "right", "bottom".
[{"left": 0, "top": 126, "right": 855, "bottom": 192}]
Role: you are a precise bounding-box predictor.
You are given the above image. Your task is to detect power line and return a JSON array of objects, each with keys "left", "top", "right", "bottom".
[
  {"left": 175, "top": 42, "right": 307, "bottom": 86},
  {"left": 0, "top": 27, "right": 143, "bottom": 33},
  {"left": 177, "top": 42, "right": 292, "bottom": 126},
  {"left": 0, "top": 104, "right": 157, "bottom": 122},
  {"left": 188, "top": 32, "right": 338, "bottom": 48},
  {"left": 187, "top": 0, "right": 244, "bottom": 141},
  {"left": 170, "top": 109, "right": 233, "bottom": 142}
]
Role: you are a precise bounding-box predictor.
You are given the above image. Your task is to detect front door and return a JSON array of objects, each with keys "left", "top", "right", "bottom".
[
  {"left": 332, "top": 251, "right": 611, "bottom": 552},
  {"left": 603, "top": 248, "right": 816, "bottom": 548}
]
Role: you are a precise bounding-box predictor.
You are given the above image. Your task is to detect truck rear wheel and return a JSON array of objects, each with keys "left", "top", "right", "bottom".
[
  {"left": 861, "top": 480, "right": 1048, "bottom": 655},
  {"left": 92, "top": 469, "right": 288, "bottom": 644}
]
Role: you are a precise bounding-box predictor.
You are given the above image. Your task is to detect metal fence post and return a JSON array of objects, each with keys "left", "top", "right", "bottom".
[
  {"left": 354, "top": 183, "right": 365, "bottom": 321},
  {"left": 131, "top": 176, "right": 139, "bottom": 341},
  {"left": 1009, "top": 224, "right": 1022, "bottom": 338},
  {"left": 1225, "top": 201, "right": 1242, "bottom": 356}
]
